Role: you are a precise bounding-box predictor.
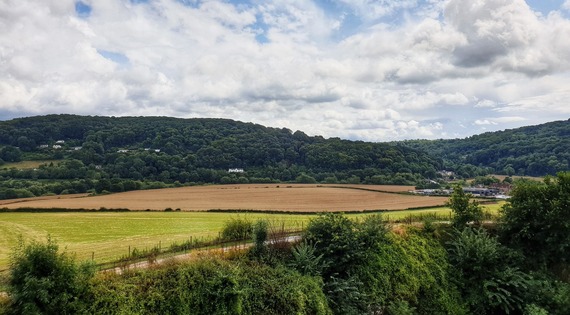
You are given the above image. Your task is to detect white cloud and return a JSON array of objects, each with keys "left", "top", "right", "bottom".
[{"left": 0, "top": 0, "right": 568, "bottom": 141}]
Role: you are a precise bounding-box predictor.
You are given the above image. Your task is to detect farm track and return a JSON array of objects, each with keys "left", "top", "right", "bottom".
[{"left": 105, "top": 235, "right": 302, "bottom": 274}]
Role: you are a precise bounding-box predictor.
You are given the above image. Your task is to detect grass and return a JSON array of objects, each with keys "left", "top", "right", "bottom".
[
  {"left": 0, "top": 160, "right": 58, "bottom": 170},
  {"left": 0, "top": 201, "right": 505, "bottom": 271},
  {"left": 0, "top": 212, "right": 314, "bottom": 271}
]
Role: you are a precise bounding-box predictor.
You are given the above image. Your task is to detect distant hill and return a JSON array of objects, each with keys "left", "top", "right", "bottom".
[
  {"left": 397, "top": 119, "right": 570, "bottom": 177},
  {"left": 0, "top": 115, "right": 440, "bottom": 186}
]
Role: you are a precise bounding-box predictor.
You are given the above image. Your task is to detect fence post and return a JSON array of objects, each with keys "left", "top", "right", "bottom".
[
  {"left": 128, "top": 245, "right": 131, "bottom": 257},
  {"left": 92, "top": 252, "right": 94, "bottom": 261}
]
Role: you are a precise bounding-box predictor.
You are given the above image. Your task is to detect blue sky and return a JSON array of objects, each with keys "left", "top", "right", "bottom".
[{"left": 1, "top": 0, "right": 569, "bottom": 141}]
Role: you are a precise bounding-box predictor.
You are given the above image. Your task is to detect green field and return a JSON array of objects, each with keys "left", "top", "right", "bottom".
[
  {"left": 0, "top": 212, "right": 315, "bottom": 271},
  {"left": 0, "top": 160, "right": 58, "bottom": 170},
  {"left": 0, "top": 202, "right": 503, "bottom": 271}
]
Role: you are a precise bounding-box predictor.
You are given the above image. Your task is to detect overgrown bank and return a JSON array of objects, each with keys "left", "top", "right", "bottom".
[{"left": 1, "top": 173, "right": 569, "bottom": 314}]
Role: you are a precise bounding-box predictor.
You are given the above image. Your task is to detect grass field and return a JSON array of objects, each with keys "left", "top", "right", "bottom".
[
  {"left": 0, "top": 211, "right": 313, "bottom": 271},
  {"left": 0, "top": 201, "right": 505, "bottom": 271},
  {"left": 0, "top": 160, "right": 58, "bottom": 170},
  {"left": 0, "top": 184, "right": 447, "bottom": 212}
]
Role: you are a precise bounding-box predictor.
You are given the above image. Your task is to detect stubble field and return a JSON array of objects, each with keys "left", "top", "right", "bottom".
[{"left": 0, "top": 184, "right": 446, "bottom": 212}]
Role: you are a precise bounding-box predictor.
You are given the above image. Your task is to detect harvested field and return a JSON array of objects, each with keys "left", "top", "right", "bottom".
[{"left": 0, "top": 184, "right": 447, "bottom": 212}]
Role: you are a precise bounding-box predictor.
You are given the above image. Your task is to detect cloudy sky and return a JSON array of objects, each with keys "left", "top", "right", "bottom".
[{"left": 1, "top": 0, "right": 569, "bottom": 141}]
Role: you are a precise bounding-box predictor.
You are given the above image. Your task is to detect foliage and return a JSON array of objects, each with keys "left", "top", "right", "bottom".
[
  {"left": 358, "top": 230, "right": 466, "bottom": 315},
  {"left": 7, "top": 237, "right": 94, "bottom": 315},
  {"left": 0, "top": 114, "right": 442, "bottom": 201},
  {"left": 250, "top": 220, "right": 269, "bottom": 259},
  {"left": 86, "top": 258, "right": 331, "bottom": 315},
  {"left": 399, "top": 119, "right": 570, "bottom": 176},
  {"left": 0, "top": 146, "right": 22, "bottom": 163},
  {"left": 499, "top": 172, "right": 570, "bottom": 268},
  {"left": 305, "top": 214, "right": 465, "bottom": 314},
  {"left": 385, "top": 300, "right": 415, "bottom": 315},
  {"left": 523, "top": 275, "right": 570, "bottom": 315},
  {"left": 447, "top": 228, "right": 532, "bottom": 314},
  {"left": 304, "top": 213, "right": 367, "bottom": 279},
  {"left": 289, "top": 241, "right": 326, "bottom": 276},
  {"left": 447, "top": 185, "right": 483, "bottom": 227},
  {"left": 220, "top": 216, "right": 252, "bottom": 241}
]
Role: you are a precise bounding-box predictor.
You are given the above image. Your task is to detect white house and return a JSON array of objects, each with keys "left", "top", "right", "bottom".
[{"left": 228, "top": 168, "right": 244, "bottom": 173}]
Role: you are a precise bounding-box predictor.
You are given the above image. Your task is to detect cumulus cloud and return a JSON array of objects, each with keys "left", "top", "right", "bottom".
[{"left": 0, "top": 0, "right": 568, "bottom": 141}]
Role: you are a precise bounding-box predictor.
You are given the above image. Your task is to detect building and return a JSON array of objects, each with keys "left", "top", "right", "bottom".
[{"left": 228, "top": 168, "right": 244, "bottom": 173}]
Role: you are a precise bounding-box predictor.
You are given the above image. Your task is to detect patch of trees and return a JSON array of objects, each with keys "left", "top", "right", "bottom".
[
  {"left": 3, "top": 173, "right": 569, "bottom": 314},
  {"left": 398, "top": 119, "right": 570, "bottom": 176}
]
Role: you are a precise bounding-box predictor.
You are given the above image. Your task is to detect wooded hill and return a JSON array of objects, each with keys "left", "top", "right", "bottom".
[
  {"left": 0, "top": 115, "right": 440, "bottom": 186},
  {"left": 397, "top": 119, "right": 570, "bottom": 177},
  {"left": 0, "top": 115, "right": 568, "bottom": 198}
]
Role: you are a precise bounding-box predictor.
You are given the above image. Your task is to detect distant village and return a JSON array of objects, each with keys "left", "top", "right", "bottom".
[{"left": 411, "top": 170, "right": 512, "bottom": 199}]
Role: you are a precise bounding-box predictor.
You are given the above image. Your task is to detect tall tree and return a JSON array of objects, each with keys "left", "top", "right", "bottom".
[
  {"left": 499, "top": 172, "right": 570, "bottom": 268},
  {"left": 447, "top": 185, "right": 483, "bottom": 227}
]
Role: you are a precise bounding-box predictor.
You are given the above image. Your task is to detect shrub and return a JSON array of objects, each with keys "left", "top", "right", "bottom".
[
  {"left": 87, "top": 258, "right": 331, "bottom": 315},
  {"left": 289, "top": 241, "right": 326, "bottom": 276},
  {"left": 250, "top": 220, "right": 268, "bottom": 259},
  {"left": 221, "top": 217, "right": 252, "bottom": 241},
  {"left": 7, "top": 237, "right": 94, "bottom": 315},
  {"left": 447, "top": 228, "right": 531, "bottom": 314},
  {"left": 358, "top": 230, "right": 466, "bottom": 314}
]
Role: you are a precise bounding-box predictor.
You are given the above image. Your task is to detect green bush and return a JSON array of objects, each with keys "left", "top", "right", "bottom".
[
  {"left": 447, "top": 228, "right": 531, "bottom": 314},
  {"left": 499, "top": 172, "right": 570, "bottom": 269},
  {"left": 357, "top": 230, "right": 466, "bottom": 314},
  {"left": 221, "top": 217, "right": 253, "bottom": 241},
  {"left": 7, "top": 237, "right": 94, "bottom": 315},
  {"left": 87, "top": 258, "right": 331, "bottom": 315}
]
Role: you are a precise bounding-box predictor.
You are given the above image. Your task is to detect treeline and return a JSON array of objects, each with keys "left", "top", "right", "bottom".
[
  {"left": 2, "top": 174, "right": 569, "bottom": 314},
  {"left": 0, "top": 115, "right": 441, "bottom": 199},
  {"left": 0, "top": 115, "right": 568, "bottom": 200},
  {"left": 398, "top": 119, "right": 570, "bottom": 177}
]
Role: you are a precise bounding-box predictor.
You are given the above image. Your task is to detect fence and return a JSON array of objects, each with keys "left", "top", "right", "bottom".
[
  {"left": 77, "top": 212, "right": 497, "bottom": 270},
  {"left": 86, "top": 223, "right": 306, "bottom": 270}
]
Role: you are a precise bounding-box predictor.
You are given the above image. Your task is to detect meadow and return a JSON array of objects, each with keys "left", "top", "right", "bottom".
[
  {"left": 0, "top": 160, "right": 57, "bottom": 170},
  {"left": 0, "top": 202, "right": 506, "bottom": 272},
  {"left": 0, "top": 211, "right": 412, "bottom": 271}
]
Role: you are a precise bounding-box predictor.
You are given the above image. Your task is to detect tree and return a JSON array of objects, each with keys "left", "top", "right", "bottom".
[
  {"left": 499, "top": 172, "right": 570, "bottom": 268},
  {"left": 447, "top": 185, "right": 483, "bottom": 227},
  {"left": 8, "top": 237, "right": 94, "bottom": 314},
  {"left": 0, "top": 146, "right": 22, "bottom": 162}
]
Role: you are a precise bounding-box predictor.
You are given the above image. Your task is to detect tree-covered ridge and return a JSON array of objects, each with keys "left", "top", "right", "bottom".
[
  {"left": 0, "top": 114, "right": 440, "bottom": 186},
  {"left": 397, "top": 119, "right": 570, "bottom": 177}
]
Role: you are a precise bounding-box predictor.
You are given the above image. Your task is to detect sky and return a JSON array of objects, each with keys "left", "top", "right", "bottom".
[{"left": 1, "top": 0, "right": 569, "bottom": 141}]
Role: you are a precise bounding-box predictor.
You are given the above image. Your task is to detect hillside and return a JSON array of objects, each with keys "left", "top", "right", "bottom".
[
  {"left": 397, "top": 119, "right": 570, "bottom": 177},
  {"left": 0, "top": 115, "right": 440, "bottom": 198}
]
